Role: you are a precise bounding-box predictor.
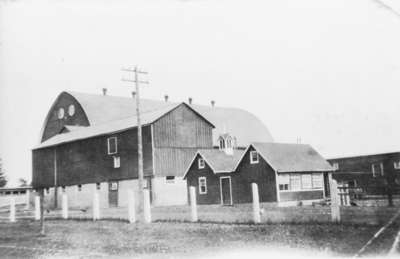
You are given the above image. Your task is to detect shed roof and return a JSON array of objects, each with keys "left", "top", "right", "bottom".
[
  {"left": 245, "top": 142, "right": 334, "bottom": 173},
  {"left": 67, "top": 91, "right": 273, "bottom": 147}
]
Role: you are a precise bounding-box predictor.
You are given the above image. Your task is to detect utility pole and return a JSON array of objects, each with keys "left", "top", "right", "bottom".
[{"left": 121, "top": 66, "right": 149, "bottom": 218}]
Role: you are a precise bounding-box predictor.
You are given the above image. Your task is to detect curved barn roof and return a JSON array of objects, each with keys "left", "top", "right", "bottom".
[{"left": 36, "top": 91, "right": 273, "bottom": 149}]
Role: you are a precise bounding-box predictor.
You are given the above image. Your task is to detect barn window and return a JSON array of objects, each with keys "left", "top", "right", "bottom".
[
  {"left": 109, "top": 182, "right": 118, "bottom": 191},
  {"left": 278, "top": 174, "right": 289, "bottom": 191},
  {"left": 62, "top": 186, "right": 66, "bottom": 192},
  {"left": 312, "top": 174, "right": 323, "bottom": 189},
  {"left": 57, "top": 108, "right": 65, "bottom": 119},
  {"left": 166, "top": 176, "right": 175, "bottom": 183},
  {"left": 372, "top": 163, "right": 384, "bottom": 177},
  {"left": 394, "top": 161, "right": 400, "bottom": 170},
  {"left": 250, "top": 151, "right": 259, "bottom": 164},
  {"left": 77, "top": 185, "right": 82, "bottom": 192},
  {"left": 198, "top": 158, "right": 205, "bottom": 169},
  {"left": 290, "top": 174, "right": 301, "bottom": 190},
  {"left": 107, "top": 137, "right": 118, "bottom": 155},
  {"left": 96, "top": 183, "right": 101, "bottom": 190},
  {"left": 68, "top": 104, "right": 75, "bottom": 116},
  {"left": 301, "top": 174, "right": 312, "bottom": 189},
  {"left": 113, "top": 156, "right": 120, "bottom": 168},
  {"left": 198, "top": 177, "right": 207, "bottom": 194},
  {"left": 332, "top": 162, "right": 339, "bottom": 170}
]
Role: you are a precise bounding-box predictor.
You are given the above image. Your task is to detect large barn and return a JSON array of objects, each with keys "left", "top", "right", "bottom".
[{"left": 32, "top": 91, "right": 273, "bottom": 208}]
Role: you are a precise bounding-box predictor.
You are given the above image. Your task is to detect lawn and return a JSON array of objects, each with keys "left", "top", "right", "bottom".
[{"left": 0, "top": 219, "right": 393, "bottom": 258}]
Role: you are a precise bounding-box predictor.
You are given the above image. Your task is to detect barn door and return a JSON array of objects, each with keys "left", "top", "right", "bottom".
[
  {"left": 220, "top": 177, "right": 232, "bottom": 206},
  {"left": 108, "top": 181, "right": 118, "bottom": 207}
]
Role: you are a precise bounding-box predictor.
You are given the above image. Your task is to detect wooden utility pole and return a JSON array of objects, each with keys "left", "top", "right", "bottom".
[{"left": 121, "top": 66, "right": 149, "bottom": 217}]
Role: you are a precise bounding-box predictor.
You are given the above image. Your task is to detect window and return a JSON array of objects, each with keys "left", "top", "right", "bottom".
[
  {"left": 290, "top": 174, "right": 301, "bottom": 190},
  {"left": 62, "top": 186, "right": 66, "bottom": 192},
  {"left": 198, "top": 158, "right": 205, "bottom": 169},
  {"left": 394, "top": 161, "right": 400, "bottom": 170},
  {"left": 312, "top": 174, "right": 323, "bottom": 189},
  {"left": 57, "top": 107, "right": 65, "bottom": 119},
  {"left": 107, "top": 137, "right": 118, "bottom": 155},
  {"left": 250, "top": 151, "right": 259, "bottom": 164},
  {"left": 198, "top": 177, "right": 207, "bottom": 194},
  {"left": 219, "top": 139, "right": 225, "bottom": 150},
  {"left": 372, "top": 163, "right": 384, "bottom": 177},
  {"left": 166, "top": 176, "right": 175, "bottom": 183},
  {"left": 68, "top": 104, "right": 75, "bottom": 116},
  {"left": 332, "top": 162, "right": 339, "bottom": 170},
  {"left": 301, "top": 174, "right": 312, "bottom": 189},
  {"left": 77, "top": 185, "right": 82, "bottom": 192},
  {"left": 96, "top": 183, "right": 101, "bottom": 190},
  {"left": 278, "top": 174, "right": 289, "bottom": 191},
  {"left": 226, "top": 138, "right": 232, "bottom": 149},
  {"left": 109, "top": 182, "right": 118, "bottom": 191},
  {"left": 113, "top": 156, "right": 120, "bottom": 168},
  {"left": 45, "top": 188, "right": 50, "bottom": 195}
]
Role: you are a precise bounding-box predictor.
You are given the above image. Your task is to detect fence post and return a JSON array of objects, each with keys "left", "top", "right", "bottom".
[
  {"left": 189, "top": 186, "right": 198, "bottom": 222},
  {"left": 93, "top": 190, "right": 100, "bottom": 221},
  {"left": 330, "top": 179, "right": 341, "bottom": 222},
  {"left": 128, "top": 189, "right": 136, "bottom": 223},
  {"left": 143, "top": 189, "right": 151, "bottom": 223},
  {"left": 252, "top": 183, "right": 261, "bottom": 224},
  {"left": 35, "top": 195, "right": 40, "bottom": 220},
  {"left": 9, "top": 197, "right": 16, "bottom": 223},
  {"left": 25, "top": 190, "right": 30, "bottom": 210},
  {"left": 62, "top": 193, "right": 68, "bottom": 219}
]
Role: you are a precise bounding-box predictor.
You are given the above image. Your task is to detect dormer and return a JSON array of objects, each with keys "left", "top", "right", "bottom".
[{"left": 217, "top": 133, "right": 237, "bottom": 155}]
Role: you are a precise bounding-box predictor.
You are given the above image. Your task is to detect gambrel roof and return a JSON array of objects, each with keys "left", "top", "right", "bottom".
[
  {"left": 236, "top": 142, "right": 334, "bottom": 173},
  {"left": 67, "top": 91, "right": 273, "bottom": 147},
  {"left": 36, "top": 91, "right": 273, "bottom": 149}
]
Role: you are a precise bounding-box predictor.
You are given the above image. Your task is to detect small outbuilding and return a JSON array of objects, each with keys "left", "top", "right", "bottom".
[{"left": 184, "top": 142, "right": 334, "bottom": 206}]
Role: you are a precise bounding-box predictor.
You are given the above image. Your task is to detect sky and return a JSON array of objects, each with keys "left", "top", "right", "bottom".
[{"left": 0, "top": 0, "right": 400, "bottom": 187}]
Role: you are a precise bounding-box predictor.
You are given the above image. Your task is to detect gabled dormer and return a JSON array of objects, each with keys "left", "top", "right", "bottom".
[{"left": 217, "top": 133, "right": 237, "bottom": 155}]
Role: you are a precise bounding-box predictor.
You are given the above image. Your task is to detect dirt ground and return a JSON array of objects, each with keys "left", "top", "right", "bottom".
[{"left": 0, "top": 219, "right": 395, "bottom": 258}]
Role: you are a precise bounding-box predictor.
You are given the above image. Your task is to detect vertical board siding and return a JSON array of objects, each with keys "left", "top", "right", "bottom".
[
  {"left": 32, "top": 126, "right": 153, "bottom": 188},
  {"left": 153, "top": 105, "right": 213, "bottom": 148},
  {"left": 154, "top": 148, "right": 199, "bottom": 177},
  {"left": 41, "top": 92, "right": 90, "bottom": 142}
]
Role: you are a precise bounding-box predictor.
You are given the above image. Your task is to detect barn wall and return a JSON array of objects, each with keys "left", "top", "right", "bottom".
[
  {"left": 153, "top": 104, "right": 213, "bottom": 148},
  {"left": 152, "top": 176, "right": 188, "bottom": 206},
  {"left": 329, "top": 153, "right": 400, "bottom": 195},
  {"left": 186, "top": 154, "right": 221, "bottom": 205},
  {"left": 41, "top": 92, "right": 90, "bottom": 142},
  {"left": 235, "top": 147, "right": 278, "bottom": 203},
  {"left": 32, "top": 126, "right": 153, "bottom": 188}
]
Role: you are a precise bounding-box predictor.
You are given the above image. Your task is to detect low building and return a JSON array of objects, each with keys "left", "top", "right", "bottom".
[
  {"left": 0, "top": 186, "right": 33, "bottom": 208},
  {"left": 184, "top": 142, "right": 334, "bottom": 206},
  {"left": 328, "top": 152, "right": 400, "bottom": 199}
]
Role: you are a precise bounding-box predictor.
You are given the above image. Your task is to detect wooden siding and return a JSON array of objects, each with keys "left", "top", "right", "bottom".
[
  {"left": 32, "top": 126, "right": 153, "bottom": 188},
  {"left": 279, "top": 190, "right": 323, "bottom": 202},
  {"left": 41, "top": 92, "right": 90, "bottom": 142},
  {"left": 329, "top": 153, "right": 400, "bottom": 195},
  {"left": 154, "top": 147, "right": 200, "bottom": 177},
  {"left": 153, "top": 105, "right": 213, "bottom": 148}
]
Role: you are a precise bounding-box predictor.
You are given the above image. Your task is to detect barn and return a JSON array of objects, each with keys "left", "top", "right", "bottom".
[
  {"left": 184, "top": 142, "right": 334, "bottom": 206},
  {"left": 32, "top": 91, "right": 273, "bottom": 208}
]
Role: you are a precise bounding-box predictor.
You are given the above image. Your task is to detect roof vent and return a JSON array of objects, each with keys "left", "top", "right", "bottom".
[
  {"left": 188, "top": 97, "right": 192, "bottom": 105},
  {"left": 102, "top": 88, "right": 107, "bottom": 96},
  {"left": 131, "top": 91, "right": 136, "bottom": 99},
  {"left": 211, "top": 100, "right": 215, "bottom": 107},
  {"left": 164, "top": 95, "right": 169, "bottom": 102}
]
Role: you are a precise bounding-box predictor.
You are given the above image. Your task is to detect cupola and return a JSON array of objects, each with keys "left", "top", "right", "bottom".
[{"left": 217, "top": 133, "right": 237, "bottom": 155}]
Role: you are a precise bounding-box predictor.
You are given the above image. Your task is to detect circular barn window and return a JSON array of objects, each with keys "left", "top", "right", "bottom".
[
  {"left": 68, "top": 104, "right": 75, "bottom": 116},
  {"left": 57, "top": 108, "right": 65, "bottom": 119}
]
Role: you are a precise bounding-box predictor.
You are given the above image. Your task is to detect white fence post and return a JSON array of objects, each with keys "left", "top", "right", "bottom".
[
  {"left": 189, "top": 186, "right": 198, "bottom": 222},
  {"left": 128, "top": 189, "right": 136, "bottom": 223},
  {"left": 35, "top": 195, "right": 40, "bottom": 220},
  {"left": 25, "top": 190, "right": 30, "bottom": 210},
  {"left": 330, "top": 179, "right": 341, "bottom": 222},
  {"left": 143, "top": 189, "right": 151, "bottom": 223},
  {"left": 252, "top": 183, "right": 261, "bottom": 224},
  {"left": 62, "top": 193, "right": 68, "bottom": 219},
  {"left": 93, "top": 190, "right": 100, "bottom": 221},
  {"left": 9, "top": 197, "right": 16, "bottom": 223}
]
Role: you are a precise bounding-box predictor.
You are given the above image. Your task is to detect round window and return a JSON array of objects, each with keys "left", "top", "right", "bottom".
[
  {"left": 68, "top": 104, "right": 75, "bottom": 116},
  {"left": 58, "top": 108, "right": 65, "bottom": 119}
]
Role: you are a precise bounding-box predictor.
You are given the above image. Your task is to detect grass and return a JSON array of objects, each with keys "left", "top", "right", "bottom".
[{"left": 0, "top": 219, "right": 393, "bottom": 258}]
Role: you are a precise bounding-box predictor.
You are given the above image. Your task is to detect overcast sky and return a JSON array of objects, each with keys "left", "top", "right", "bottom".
[{"left": 1, "top": 0, "right": 400, "bottom": 186}]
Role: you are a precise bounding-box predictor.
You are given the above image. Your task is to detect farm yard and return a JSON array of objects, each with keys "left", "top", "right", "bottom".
[{"left": 1, "top": 203, "right": 400, "bottom": 258}]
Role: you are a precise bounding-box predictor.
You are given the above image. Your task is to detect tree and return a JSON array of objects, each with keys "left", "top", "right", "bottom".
[
  {"left": 0, "top": 158, "right": 7, "bottom": 187},
  {"left": 18, "top": 178, "right": 29, "bottom": 187}
]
